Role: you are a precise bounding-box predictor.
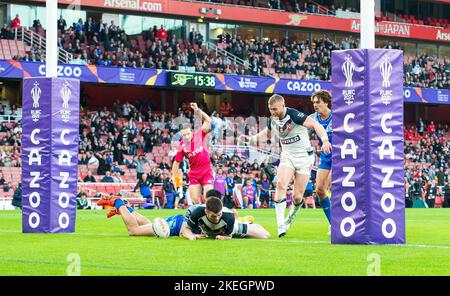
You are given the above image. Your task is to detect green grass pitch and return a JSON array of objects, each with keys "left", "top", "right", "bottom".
[{"left": 0, "top": 209, "right": 449, "bottom": 275}]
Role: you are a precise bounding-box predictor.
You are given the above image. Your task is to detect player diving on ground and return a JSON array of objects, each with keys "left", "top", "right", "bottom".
[{"left": 97, "top": 189, "right": 270, "bottom": 240}]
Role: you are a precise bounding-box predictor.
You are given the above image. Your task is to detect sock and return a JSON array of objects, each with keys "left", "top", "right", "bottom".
[
  {"left": 274, "top": 198, "right": 287, "bottom": 228},
  {"left": 114, "top": 199, "right": 125, "bottom": 210},
  {"left": 287, "top": 200, "right": 303, "bottom": 221},
  {"left": 320, "top": 197, "right": 331, "bottom": 224},
  {"left": 293, "top": 200, "right": 303, "bottom": 207},
  {"left": 127, "top": 207, "right": 134, "bottom": 213}
]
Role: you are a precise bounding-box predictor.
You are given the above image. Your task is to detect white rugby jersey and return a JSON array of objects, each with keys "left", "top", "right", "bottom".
[{"left": 268, "top": 107, "right": 313, "bottom": 157}]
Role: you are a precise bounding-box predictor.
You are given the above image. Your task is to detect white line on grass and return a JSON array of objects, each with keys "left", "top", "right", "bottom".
[
  {"left": 263, "top": 239, "right": 450, "bottom": 249},
  {"left": 0, "top": 230, "right": 126, "bottom": 237},
  {"left": 1, "top": 230, "right": 449, "bottom": 249},
  {"left": 0, "top": 257, "right": 233, "bottom": 276}
]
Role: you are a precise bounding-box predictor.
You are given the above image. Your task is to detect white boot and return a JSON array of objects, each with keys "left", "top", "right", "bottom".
[{"left": 278, "top": 224, "right": 287, "bottom": 238}]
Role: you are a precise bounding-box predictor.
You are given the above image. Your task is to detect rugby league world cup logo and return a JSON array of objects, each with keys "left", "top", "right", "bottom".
[
  {"left": 342, "top": 54, "right": 355, "bottom": 87},
  {"left": 380, "top": 56, "right": 393, "bottom": 88},
  {"left": 379, "top": 56, "right": 393, "bottom": 105},
  {"left": 31, "top": 81, "right": 42, "bottom": 122},
  {"left": 60, "top": 80, "right": 72, "bottom": 123},
  {"left": 342, "top": 55, "right": 356, "bottom": 105}
]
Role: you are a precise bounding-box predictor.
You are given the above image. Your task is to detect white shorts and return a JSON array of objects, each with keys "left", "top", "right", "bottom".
[{"left": 279, "top": 152, "right": 315, "bottom": 176}]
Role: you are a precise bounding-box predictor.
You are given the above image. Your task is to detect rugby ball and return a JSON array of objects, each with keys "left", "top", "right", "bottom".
[{"left": 153, "top": 217, "right": 170, "bottom": 238}]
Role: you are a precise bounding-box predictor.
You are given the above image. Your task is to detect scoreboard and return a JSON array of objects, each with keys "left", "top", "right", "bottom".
[{"left": 168, "top": 72, "right": 216, "bottom": 89}]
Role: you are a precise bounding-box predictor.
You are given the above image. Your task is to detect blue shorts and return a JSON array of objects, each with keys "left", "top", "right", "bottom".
[
  {"left": 166, "top": 214, "right": 186, "bottom": 237},
  {"left": 318, "top": 153, "right": 332, "bottom": 170}
]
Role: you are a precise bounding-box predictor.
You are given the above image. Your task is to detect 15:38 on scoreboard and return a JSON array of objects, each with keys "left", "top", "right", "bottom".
[{"left": 168, "top": 72, "right": 216, "bottom": 89}]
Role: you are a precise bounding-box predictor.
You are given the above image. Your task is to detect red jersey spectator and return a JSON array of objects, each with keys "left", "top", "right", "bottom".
[
  {"left": 156, "top": 25, "right": 168, "bottom": 40},
  {"left": 428, "top": 121, "right": 436, "bottom": 135},
  {"left": 411, "top": 129, "right": 421, "bottom": 142},
  {"left": 11, "top": 14, "right": 21, "bottom": 29},
  {"left": 404, "top": 128, "right": 413, "bottom": 141}
]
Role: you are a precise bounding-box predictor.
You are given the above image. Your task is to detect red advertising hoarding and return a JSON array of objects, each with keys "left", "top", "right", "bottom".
[{"left": 25, "top": 0, "right": 450, "bottom": 43}]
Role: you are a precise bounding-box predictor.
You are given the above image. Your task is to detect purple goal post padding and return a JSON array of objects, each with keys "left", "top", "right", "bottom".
[
  {"left": 331, "top": 49, "right": 405, "bottom": 244},
  {"left": 22, "top": 77, "right": 79, "bottom": 233}
]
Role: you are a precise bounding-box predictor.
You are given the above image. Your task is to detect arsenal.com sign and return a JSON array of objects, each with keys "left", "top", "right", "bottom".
[
  {"left": 31, "top": 0, "right": 166, "bottom": 13},
  {"left": 437, "top": 30, "right": 450, "bottom": 41},
  {"left": 103, "top": 0, "right": 163, "bottom": 12}
]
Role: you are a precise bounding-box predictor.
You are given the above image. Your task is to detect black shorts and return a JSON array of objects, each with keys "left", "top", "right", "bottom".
[
  {"left": 223, "top": 195, "right": 235, "bottom": 208},
  {"left": 303, "top": 190, "right": 313, "bottom": 198},
  {"left": 259, "top": 193, "right": 270, "bottom": 203}
]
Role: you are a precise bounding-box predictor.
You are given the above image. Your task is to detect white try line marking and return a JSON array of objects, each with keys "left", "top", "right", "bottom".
[
  {"left": 263, "top": 239, "right": 450, "bottom": 249},
  {"left": 1, "top": 229, "right": 449, "bottom": 249}
]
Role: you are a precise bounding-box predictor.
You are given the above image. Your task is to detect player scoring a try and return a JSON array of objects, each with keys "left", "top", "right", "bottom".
[
  {"left": 171, "top": 102, "right": 213, "bottom": 204},
  {"left": 241, "top": 94, "right": 331, "bottom": 237},
  {"left": 98, "top": 190, "right": 270, "bottom": 240}
]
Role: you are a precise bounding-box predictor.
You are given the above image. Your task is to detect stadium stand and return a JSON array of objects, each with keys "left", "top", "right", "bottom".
[
  {"left": 1, "top": 19, "right": 448, "bottom": 89},
  {"left": 180, "top": 0, "right": 450, "bottom": 29}
]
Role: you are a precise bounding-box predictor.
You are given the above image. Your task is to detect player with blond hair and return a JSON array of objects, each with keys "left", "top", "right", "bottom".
[{"left": 241, "top": 94, "right": 331, "bottom": 237}]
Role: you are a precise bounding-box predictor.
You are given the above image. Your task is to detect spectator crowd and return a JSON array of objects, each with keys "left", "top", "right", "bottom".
[
  {"left": 1, "top": 14, "right": 448, "bottom": 90},
  {"left": 404, "top": 119, "right": 450, "bottom": 208}
]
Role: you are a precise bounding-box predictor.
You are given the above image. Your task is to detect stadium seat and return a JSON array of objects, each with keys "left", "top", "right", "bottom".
[{"left": 8, "top": 40, "right": 17, "bottom": 53}]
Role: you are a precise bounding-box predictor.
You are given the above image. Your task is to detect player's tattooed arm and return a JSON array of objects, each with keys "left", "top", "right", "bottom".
[{"left": 302, "top": 117, "right": 331, "bottom": 154}]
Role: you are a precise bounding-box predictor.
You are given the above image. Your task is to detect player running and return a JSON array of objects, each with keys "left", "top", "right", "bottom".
[
  {"left": 310, "top": 90, "right": 332, "bottom": 234},
  {"left": 171, "top": 102, "right": 213, "bottom": 205},
  {"left": 240, "top": 94, "right": 331, "bottom": 238}
]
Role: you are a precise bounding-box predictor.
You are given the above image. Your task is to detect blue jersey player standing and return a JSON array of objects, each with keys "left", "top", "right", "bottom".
[{"left": 310, "top": 90, "right": 332, "bottom": 234}]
